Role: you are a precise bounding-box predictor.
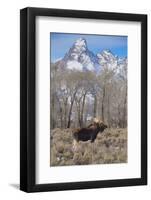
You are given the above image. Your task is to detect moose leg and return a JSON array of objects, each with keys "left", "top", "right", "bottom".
[
  {"left": 72, "top": 139, "right": 78, "bottom": 152},
  {"left": 91, "top": 142, "right": 94, "bottom": 163}
]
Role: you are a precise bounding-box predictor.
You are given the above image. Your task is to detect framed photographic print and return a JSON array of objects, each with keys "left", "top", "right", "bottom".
[{"left": 20, "top": 7, "right": 147, "bottom": 192}]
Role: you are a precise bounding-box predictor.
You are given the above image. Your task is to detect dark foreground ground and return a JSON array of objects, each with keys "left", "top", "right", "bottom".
[{"left": 50, "top": 128, "right": 127, "bottom": 166}]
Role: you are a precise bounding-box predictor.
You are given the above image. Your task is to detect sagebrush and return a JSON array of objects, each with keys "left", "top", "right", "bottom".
[{"left": 50, "top": 128, "right": 127, "bottom": 166}]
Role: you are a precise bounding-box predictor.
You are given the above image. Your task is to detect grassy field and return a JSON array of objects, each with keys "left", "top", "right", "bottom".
[{"left": 50, "top": 128, "right": 127, "bottom": 166}]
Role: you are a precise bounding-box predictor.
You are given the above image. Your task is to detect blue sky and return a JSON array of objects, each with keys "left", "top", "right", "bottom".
[{"left": 50, "top": 32, "right": 127, "bottom": 62}]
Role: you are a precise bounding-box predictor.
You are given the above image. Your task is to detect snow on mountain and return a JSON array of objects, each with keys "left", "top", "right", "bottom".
[
  {"left": 116, "top": 57, "right": 127, "bottom": 77},
  {"left": 97, "top": 49, "right": 118, "bottom": 70},
  {"left": 58, "top": 38, "right": 100, "bottom": 72},
  {"left": 66, "top": 60, "right": 83, "bottom": 71},
  {"left": 54, "top": 38, "right": 127, "bottom": 73}
]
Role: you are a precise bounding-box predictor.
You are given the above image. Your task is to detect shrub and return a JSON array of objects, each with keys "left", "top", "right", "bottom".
[{"left": 50, "top": 128, "right": 127, "bottom": 166}]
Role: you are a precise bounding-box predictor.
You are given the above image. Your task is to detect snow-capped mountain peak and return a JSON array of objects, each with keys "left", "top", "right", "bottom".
[
  {"left": 74, "top": 38, "right": 87, "bottom": 50},
  {"left": 97, "top": 49, "right": 118, "bottom": 70},
  {"left": 54, "top": 38, "right": 127, "bottom": 73},
  {"left": 62, "top": 38, "right": 99, "bottom": 72}
]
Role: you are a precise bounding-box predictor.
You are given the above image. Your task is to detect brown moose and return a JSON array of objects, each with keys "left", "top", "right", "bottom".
[{"left": 72, "top": 118, "right": 107, "bottom": 150}]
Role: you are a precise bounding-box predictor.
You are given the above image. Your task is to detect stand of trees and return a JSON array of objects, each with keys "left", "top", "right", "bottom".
[{"left": 50, "top": 61, "right": 127, "bottom": 129}]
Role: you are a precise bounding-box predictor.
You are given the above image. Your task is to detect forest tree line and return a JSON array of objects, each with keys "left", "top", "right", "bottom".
[{"left": 50, "top": 61, "right": 127, "bottom": 129}]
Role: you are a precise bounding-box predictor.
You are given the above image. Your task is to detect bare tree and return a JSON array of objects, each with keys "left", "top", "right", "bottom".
[{"left": 50, "top": 57, "right": 127, "bottom": 129}]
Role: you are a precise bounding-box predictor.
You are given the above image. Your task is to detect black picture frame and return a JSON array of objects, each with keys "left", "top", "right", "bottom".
[{"left": 20, "top": 7, "right": 147, "bottom": 192}]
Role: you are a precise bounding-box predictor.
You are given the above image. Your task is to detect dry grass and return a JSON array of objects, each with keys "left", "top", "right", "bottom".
[{"left": 50, "top": 128, "right": 127, "bottom": 166}]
